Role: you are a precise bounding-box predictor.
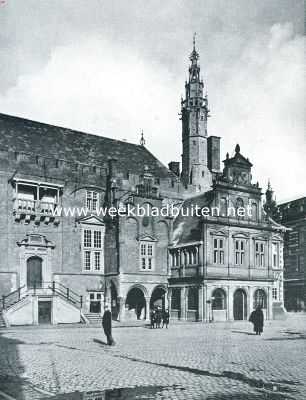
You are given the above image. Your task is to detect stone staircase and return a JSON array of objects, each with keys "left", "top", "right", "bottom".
[{"left": 84, "top": 313, "right": 102, "bottom": 325}]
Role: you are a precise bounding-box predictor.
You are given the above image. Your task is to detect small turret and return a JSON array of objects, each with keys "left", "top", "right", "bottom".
[{"left": 264, "top": 180, "right": 279, "bottom": 220}]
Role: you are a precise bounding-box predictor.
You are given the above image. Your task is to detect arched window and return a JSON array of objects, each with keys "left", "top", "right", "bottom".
[
  {"left": 236, "top": 197, "right": 244, "bottom": 219},
  {"left": 253, "top": 289, "right": 267, "bottom": 309},
  {"left": 212, "top": 289, "right": 227, "bottom": 310}
]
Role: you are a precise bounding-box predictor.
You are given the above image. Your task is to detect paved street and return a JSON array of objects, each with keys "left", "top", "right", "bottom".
[{"left": 0, "top": 314, "right": 305, "bottom": 400}]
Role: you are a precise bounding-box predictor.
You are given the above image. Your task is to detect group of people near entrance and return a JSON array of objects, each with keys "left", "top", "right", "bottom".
[
  {"left": 101, "top": 303, "right": 264, "bottom": 346},
  {"left": 150, "top": 307, "right": 170, "bottom": 329}
]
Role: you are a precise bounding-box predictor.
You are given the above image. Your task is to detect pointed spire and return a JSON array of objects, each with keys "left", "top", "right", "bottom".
[
  {"left": 267, "top": 179, "right": 272, "bottom": 191},
  {"left": 193, "top": 32, "right": 196, "bottom": 51},
  {"left": 235, "top": 144, "right": 240, "bottom": 154},
  {"left": 140, "top": 129, "right": 146, "bottom": 146},
  {"left": 190, "top": 32, "right": 199, "bottom": 63}
]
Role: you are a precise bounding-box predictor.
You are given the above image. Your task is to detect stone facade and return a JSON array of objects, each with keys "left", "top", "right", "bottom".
[
  {"left": 0, "top": 41, "right": 286, "bottom": 325},
  {"left": 168, "top": 145, "right": 286, "bottom": 322},
  {"left": 277, "top": 197, "right": 306, "bottom": 311}
]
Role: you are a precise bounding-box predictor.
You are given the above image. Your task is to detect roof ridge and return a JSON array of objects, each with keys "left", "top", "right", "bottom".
[{"left": 0, "top": 112, "right": 141, "bottom": 148}]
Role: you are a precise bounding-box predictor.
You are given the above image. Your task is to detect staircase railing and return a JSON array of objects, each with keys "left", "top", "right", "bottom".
[
  {"left": 1, "top": 282, "right": 83, "bottom": 311},
  {"left": 1, "top": 285, "right": 27, "bottom": 310}
]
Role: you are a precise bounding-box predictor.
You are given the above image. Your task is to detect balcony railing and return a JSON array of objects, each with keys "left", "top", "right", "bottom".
[
  {"left": 170, "top": 264, "right": 275, "bottom": 280},
  {"left": 15, "top": 199, "right": 57, "bottom": 215}
]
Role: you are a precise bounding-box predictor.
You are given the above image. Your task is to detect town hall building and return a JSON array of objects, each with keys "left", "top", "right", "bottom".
[{"left": 0, "top": 41, "right": 286, "bottom": 326}]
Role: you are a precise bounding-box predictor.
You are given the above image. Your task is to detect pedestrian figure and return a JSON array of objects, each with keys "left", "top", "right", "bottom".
[
  {"left": 162, "top": 308, "right": 170, "bottom": 329},
  {"left": 155, "top": 307, "right": 162, "bottom": 328},
  {"left": 150, "top": 308, "right": 156, "bottom": 329},
  {"left": 249, "top": 305, "right": 264, "bottom": 335},
  {"left": 102, "top": 304, "right": 115, "bottom": 345}
]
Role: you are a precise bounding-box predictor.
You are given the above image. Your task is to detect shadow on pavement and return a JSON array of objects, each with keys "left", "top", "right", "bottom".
[
  {"left": 41, "top": 385, "right": 186, "bottom": 399},
  {"left": 206, "top": 391, "right": 296, "bottom": 400},
  {"left": 231, "top": 330, "right": 256, "bottom": 335},
  {"left": 108, "top": 353, "right": 300, "bottom": 398},
  {"left": 93, "top": 338, "right": 108, "bottom": 346},
  {"left": 0, "top": 332, "right": 26, "bottom": 400}
]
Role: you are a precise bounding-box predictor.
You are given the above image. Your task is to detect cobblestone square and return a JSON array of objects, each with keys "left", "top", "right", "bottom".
[{"left": 0, "top": 314, "right": 305, "bottom": 400}]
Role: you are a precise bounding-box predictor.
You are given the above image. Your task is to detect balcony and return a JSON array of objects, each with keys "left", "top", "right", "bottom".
[
  {"left": 205, "top": 265, "right": 274, "bottom": 280},
  {"left": 12, "top": 179, "right": 61, "bottom": 225},
  {"left": 170, "top": 264, "right": 201, "bottom": 279},
  {"left": 14, "top": 198, "right": 59, "bottom": 224}
]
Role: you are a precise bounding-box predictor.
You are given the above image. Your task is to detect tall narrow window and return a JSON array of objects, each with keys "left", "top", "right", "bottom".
[
  {"left": 272, "top": 288, "right": 278, "bottom": 300},
  {"left": 220, "top": 197, "right": 227, "bottom": 217},
  {"left": 82, "top": 225, "right": 104, "bottom": 272},
  {"left": 213, "top": 238, "right": 225, "bottom": 264},
  {"left": 86, "top": 190, "right": 99, "bottom": 211},
  {"left": 255, "top": 242, "right": 265, "bottom": 267},
  {"left": 272, "top": 242, "right": 279, "bottom": 268},
  {"left": 235, "top": 240, "right": 245, "bottom": 265},
  {"left": 139, "top": 241, "right": 155, "bottom": 270}
]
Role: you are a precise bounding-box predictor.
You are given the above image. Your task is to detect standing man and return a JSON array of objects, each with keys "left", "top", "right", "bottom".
[
  {"left": 249, "top": 306, "right": 264, "bottom": 335},
  {"left": 162, "top": 308, "right": 170, "bottom": 329},
  {"left": 102, "top": 304, "right": 115, "bottom": 345}
]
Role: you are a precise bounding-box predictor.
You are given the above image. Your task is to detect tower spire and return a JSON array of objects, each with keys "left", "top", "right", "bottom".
[
  {"left": 140, "top": 129, "right": 146, "bottom": 146},
  {"left": 193, "top": 32, "right": 196, "bottom": 51},
  {"left": 180, "top": 37, "right": 213, "bottom": 192}
]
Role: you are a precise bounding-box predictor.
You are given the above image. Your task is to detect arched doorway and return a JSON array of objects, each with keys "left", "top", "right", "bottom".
[
  {"left": 125, "top": 287, "right": 146, "bottom": 320},
  {"left": 150, "top": 286, "right": 166, "bottom": 310},
  {"left": 27, "top": 256, "right": 43, "bottom": 288},
  {"left": 110, "top": 281, "right": 119, "bottom": 320},
  {"left": 233, "top": 289, "right": 247, "bottom": 320}
]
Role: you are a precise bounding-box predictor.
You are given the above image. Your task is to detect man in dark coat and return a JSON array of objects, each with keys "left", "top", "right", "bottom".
[
  {"left": 102, "top": 304, "right": 115, "bottom": 345},
  {"left": 249, "top": 306, "right": 264, "bottom": 335},
  {"left": 155, "top": 307, "right": 162, "bottom": 328},
  {"left": 162, "top": 308, "right": 170, "bottom": 329},
  {"left": 150, "top": 308, "right": 156, "bottom": 329}
]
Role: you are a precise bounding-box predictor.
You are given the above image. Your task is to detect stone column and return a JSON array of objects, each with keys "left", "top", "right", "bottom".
[
  {"left": 205, "top": 285, "right": 212, "bottom": 322},
  {"left": 118, "top": 296, "right": 126, "bottom": 322},
  {"left": 180, "top": 287, "right": 186, "bottom": 320},
  {"left": 247, "top": 286, "right": 252, "bottom": 318},
  {"left": 145, "top": 296, "right": 151, "bottom": 321},
  {"left": 228, "top": 286, "right": 234, "bottom": 321},
  {"left": 198, "top": 285, "right": 204, "bottom": 321},
  {"left": 267, "top": 286, "right": 272, "bottom": 320}
]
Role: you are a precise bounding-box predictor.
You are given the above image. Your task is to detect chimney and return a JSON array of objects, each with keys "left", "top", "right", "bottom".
[{"left": 168, "top": 161, "right": 180, "bottom": 177}]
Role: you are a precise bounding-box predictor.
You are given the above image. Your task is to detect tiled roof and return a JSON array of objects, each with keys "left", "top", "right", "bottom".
[{"left": 0, "top": 113, "right": 174, "bottom": 179}]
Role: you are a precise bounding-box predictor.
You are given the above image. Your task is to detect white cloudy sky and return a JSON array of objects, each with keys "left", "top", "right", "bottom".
[{"left": 0, "top": 0, "right": 304, "bottom": 202}]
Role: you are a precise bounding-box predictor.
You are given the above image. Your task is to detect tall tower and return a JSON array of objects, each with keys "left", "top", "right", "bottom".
[{"left": 181, "top": 35, "right": 212, "bottom": 191}]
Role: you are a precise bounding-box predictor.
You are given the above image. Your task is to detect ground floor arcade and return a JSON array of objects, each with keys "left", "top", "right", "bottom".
[{"left": 168, "top": 280, "right": 277, "bottom": 322}]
